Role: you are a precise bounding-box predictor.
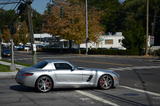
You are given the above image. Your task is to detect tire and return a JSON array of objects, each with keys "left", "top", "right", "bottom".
[
  {"left": 36, "top": 76, "right": 53, "bottom": 92},
  {"left": 98, "top": 74, "right": 114, "bottom": 90}
]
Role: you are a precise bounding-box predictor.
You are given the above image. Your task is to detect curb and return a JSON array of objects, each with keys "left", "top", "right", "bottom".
[
  {"left": 0, "top": 61, "right": 26, "bottom": 79},
  {"left": 0, "top": 72, "right": 17, "bottom": 79}
]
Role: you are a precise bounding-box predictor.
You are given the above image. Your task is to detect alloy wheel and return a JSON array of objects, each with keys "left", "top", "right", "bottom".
[
  {"left": 98, "top": 75, "right": 113, "bottom": 90},
  {"left": 36, "top": 76, "right": 53, "bottom": 92}
]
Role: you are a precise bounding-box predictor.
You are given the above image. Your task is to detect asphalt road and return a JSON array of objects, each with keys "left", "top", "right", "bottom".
[{"left": 1, "top": 51, "right": 160, "bottom": 106}]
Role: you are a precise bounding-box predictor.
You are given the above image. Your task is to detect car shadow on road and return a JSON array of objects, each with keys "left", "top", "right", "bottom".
[
  {"left": 10, "top": 85, "right": 97, "bottom": 93},
  {"left": 10, "top": 85, "right": 36, "bottom": 92}
]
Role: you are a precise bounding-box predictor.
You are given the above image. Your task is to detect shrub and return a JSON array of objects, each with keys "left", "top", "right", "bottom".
[{"left": 41, "top": 48, "right": 142, "bottom": 55}]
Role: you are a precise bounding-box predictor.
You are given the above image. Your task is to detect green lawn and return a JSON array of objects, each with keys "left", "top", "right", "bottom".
[
  {"left": 1, "top": 59, "right": 31, "bottom": 67},
  {"left": 0, "top": 64, "right": 11, "bottom": 72}
]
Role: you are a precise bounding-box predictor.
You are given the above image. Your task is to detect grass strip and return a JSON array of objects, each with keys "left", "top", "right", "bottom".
[
  {"left": 0, "top": 64, "right": 11, "bottom": 72},
  {"left": 1, "top": 59, "right": 31, "bottom": 67}
]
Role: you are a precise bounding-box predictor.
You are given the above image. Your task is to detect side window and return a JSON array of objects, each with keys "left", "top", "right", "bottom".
[
  {"left": 33, "top": 61, "right": 48, "bottom": 68},
  {"left": 55, "top": 63, "right": 72, "bottom": 70}
]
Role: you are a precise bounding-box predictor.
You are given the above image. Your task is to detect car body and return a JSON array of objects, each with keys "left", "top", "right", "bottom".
[
  {"left": 15, "top": 60, "right": 119, "bottom": 92},
  {"left": 2, "top": 49, "right": 11, "bottom": 57},
  {"left": 24, "top": 46, "right": 30, "bottom": 51},
  {"left": 14, "top": 45, "right": 24, "bottom": 50}
]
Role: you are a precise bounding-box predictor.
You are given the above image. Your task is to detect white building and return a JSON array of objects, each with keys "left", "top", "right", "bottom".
[
  {"left": 34, "top": 33, "right": 52, "bottom": 45},
  {"left": 33, "top": 32, "right": 126, "bottom": 50},
  {"left": 33, "top": 33, "right": 78, "bottom": 48},
  {"left": 80, "top": 32, "right": 126, "bottom": 50}
]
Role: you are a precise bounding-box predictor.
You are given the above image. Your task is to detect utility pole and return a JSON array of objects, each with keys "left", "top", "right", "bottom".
[
  {"left": 145, "top": 0, "right": 149, "bottom": 56},
  {"left": 85, "top": 0, "right": 89, "bottom": 55},
  {"left": 26, "top": 0, "right": 37, "bottom": 64}
]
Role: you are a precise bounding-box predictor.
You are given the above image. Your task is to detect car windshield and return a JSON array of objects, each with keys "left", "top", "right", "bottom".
[
  {"left": 3, "top": 49, "right": 11, "bottom": 53},
  {"left": 33, "top": 61, "right": 48, "bottom": 68}
]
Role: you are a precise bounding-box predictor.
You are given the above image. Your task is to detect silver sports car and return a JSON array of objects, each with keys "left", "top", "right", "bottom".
[{"left": 15, "top": 60, "right": 119, "bottom": 92}]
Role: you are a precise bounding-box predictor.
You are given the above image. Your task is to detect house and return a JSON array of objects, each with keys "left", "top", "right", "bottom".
[
  {"left": 80, "top": 32, "right": 126, "bottom": 50},
  {"left": 33, "top": 32, "right": 126, "bottom": 50},
  {"left": 34, "top": 33, "right": 52, "bottom": 45},
  {"left": 34, "top": 33, "right": 78, "bottom": 48}
]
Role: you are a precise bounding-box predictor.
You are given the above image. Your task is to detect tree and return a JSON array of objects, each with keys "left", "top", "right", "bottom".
[
  {"left": 87, "top": 0, "right": 122, "bottom": 33},
  {"left": 1, "top": 26, "right": 10, "bottom": 42},
  {"left": 32, "top": 10, "right": 43, "bottom": 33},
  {"left": 149, "top": 0, "right": 160, "bottom": 46},
  {"left": 0, "top": 10, "right": 18, "bottom": 42},
  {"left": 122, "top": 0, "right": 160, "bottom": 49},
  {"left": 121, "top": 0, "right": 146, "bottom": 54},
  {"left": 16, "top": 21, "right": 29, "bottom": 45},
  {"left": 122, "top": 16, "right": 145, "bottom": 54},
  {"left": 43, "top": 0, "right": 104, "bottom": 46}
]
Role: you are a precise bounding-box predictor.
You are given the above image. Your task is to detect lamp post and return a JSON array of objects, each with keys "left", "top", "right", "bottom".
[{"left": 85, "top": 0, "right": 89, "bottom": 55}]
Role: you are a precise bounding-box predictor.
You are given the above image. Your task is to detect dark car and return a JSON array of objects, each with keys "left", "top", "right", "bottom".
[{"left": 2, "top": 49, "right": 11, "bottom": 57}]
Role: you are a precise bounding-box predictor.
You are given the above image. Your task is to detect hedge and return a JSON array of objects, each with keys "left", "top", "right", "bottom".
[{"left": 42, "top": 48, "right": 142, "bottom": 55}]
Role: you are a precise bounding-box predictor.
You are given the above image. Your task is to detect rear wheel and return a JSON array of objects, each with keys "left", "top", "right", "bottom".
[
  {"left": 98, "top": 74, "right": 113, "bottom": 90},
  {"left": 36, "top": 76, "right": 53, "bottom": 92}
]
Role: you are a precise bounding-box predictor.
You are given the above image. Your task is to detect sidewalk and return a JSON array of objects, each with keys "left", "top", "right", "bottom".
[{"left": 0, "top": 61, "right": 26, "bottom": 79}]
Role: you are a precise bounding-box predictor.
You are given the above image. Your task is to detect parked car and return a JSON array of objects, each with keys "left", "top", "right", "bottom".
[
  {"left": 24, "top": 45, "right": 31, "bottom": 51},
  {"left": 14, "top": 45, "right": 24, "bottom": 50},
  {"left": 2, "top": 49, "right": 11, "bottom": 57},
  {"left": 15, "top": 60, "right": 119, "bottom": 92}
]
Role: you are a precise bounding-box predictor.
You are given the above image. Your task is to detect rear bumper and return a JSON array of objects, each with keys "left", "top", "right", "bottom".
[{"left": 15, "top": 74, "right": 36, "bottom": 87}]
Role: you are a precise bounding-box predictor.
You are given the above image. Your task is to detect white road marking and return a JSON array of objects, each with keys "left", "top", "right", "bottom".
[
  {"left": 76, "top": 90, "right": 119, "bottom": 106},
  {"left": 109, "top": 66, "right": 160, "bottom": 71},
  {"left": 120, "top": 86, "right": 160, "bottom": 97}
]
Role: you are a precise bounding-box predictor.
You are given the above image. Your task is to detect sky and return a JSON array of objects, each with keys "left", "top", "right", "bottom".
[
  {"left": 32, "top": 0, "right": 51, "bottom": 14},
  {"left": 0, "top": 0, "right": 125, "bottom": 14},
  {"left": 32, "top": 0, "right": 126, "bottom": 14}
]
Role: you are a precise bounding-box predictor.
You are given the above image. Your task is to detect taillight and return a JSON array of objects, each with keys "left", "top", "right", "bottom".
[{"left": 23, "top": 73, "right": 33, "bottom": 76}]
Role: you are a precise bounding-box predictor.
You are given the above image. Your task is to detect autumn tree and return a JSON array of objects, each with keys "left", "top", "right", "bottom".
[
  {"left": 1, "top": 27, "right": 10, "bottom": 42},
  {"left": 43, "top": 0, "right": 104, "bottom": 47},
  {"left": 0, "top": 10, "right": 17, "bottom": 43},
  {"left": 15, "top": 21, "right": 29, "bottom": 45}
]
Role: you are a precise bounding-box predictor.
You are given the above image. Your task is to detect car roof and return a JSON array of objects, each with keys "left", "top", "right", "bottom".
[{"left": 43, "top": 60, "right": 69, "bottom": 63}]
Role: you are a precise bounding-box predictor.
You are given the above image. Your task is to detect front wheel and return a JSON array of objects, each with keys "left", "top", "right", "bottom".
[
  {"left": 98, "top": 74, "right": 114, "bottom": 90},
  {"left": 36, "top": 76, "right": 53, "bottom": 92}
]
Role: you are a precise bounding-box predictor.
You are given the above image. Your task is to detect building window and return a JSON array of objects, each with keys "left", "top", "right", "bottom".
[
  {"left": 105, "top": 39, "right": 113, "bottom": 44},
  {"left": 119, "top": 39, "right": 122, "bottom": 43}
]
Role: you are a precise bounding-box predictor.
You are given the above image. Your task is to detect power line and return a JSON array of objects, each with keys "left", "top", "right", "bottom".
[
  {"left": 0, "top": 0, "right": 11, "bottom": 9},
  {"left": 0, "top": 1, "right": 20, "bottom": 11},
  {"left": 0, "top": 1, "right": 19, "bottom": 5},
  {"left": 12, "top": 0, "right": 22, "bottom": 10}
]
